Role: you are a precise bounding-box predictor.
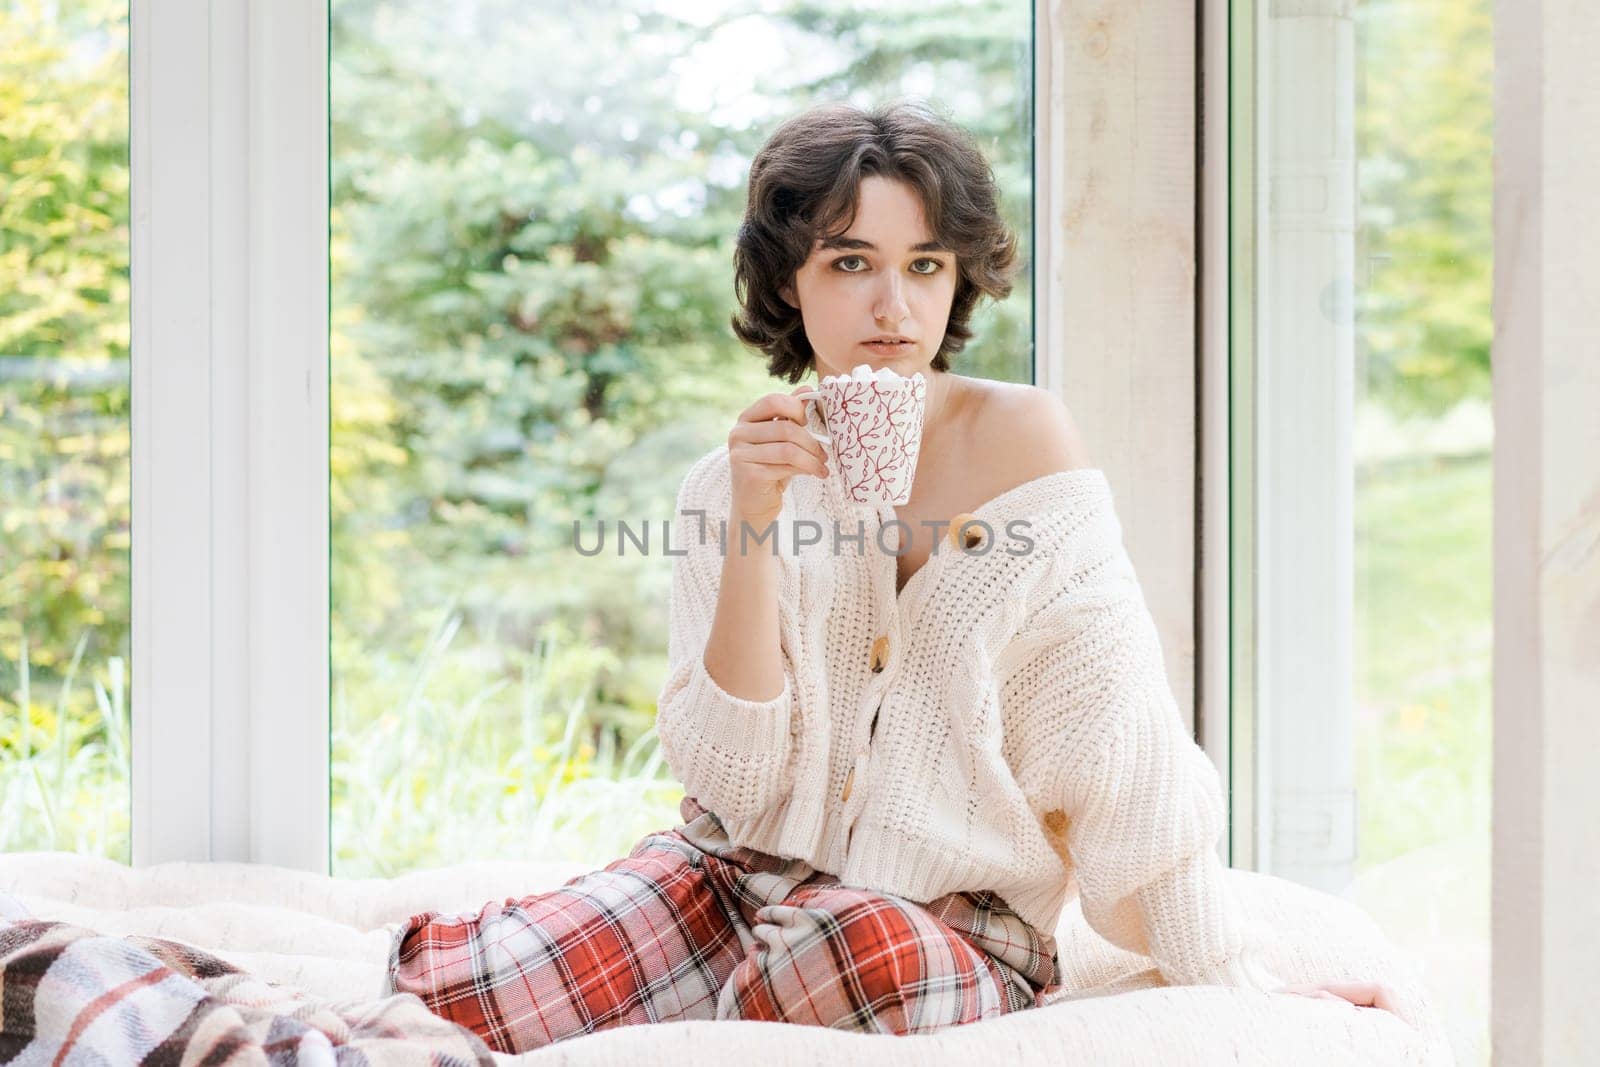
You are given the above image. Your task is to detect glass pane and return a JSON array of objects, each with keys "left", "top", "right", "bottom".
[
  {"left": 1245, "top": 1, "right": 1490, "bottom": 1062},
  {"left": 329, "top": 0, "right": 1034, "bottom": 877},
  {"left": 0, "top": 0, "right": 133, "bottom": 859}
]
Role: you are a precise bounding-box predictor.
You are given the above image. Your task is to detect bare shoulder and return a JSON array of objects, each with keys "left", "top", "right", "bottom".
[{"left": 964, "top": 380, "right": 1093, "bottom": 478}]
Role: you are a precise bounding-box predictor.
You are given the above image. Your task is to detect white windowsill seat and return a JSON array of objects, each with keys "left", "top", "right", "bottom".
[{"left": 0, "top": 852, "right": 1452, "bottom": 1064}]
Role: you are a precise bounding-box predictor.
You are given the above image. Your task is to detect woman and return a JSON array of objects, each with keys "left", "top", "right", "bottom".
[{"left": 387, "top": 100, "right": 1395, "bottom": 1053}]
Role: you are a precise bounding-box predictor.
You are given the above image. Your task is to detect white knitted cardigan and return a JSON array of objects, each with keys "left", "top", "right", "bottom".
[{"left": 655, "top": 429, "right": 1284, "bottom": 993}]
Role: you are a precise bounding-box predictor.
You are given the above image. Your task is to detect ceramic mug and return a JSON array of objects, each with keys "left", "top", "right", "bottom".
[{"left": 794, "top": 370, "right": 927, "bottom": 506}]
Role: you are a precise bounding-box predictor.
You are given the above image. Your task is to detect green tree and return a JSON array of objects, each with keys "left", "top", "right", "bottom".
[
  {"left": 1356, "top": 0, "right": 1492, "bottom": 415},
  {"left": 0, "top": 0, "right": 132, "bottom": 857}
]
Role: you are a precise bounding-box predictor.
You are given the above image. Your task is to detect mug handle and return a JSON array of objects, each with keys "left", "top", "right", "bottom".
[{"left": 793, "top": 390, "right": 831, "bottom": 444}]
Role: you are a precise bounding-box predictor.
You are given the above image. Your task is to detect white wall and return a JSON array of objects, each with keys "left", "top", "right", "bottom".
[
  {"left": 1041, "top": 0, "right": 1201, "bottom": 734},
  {"left": 1492, "top": 0, "right": 1600, "bottom": 1059}
]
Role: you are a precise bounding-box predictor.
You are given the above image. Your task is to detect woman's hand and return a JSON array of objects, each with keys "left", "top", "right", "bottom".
[
  {"left": 1280, "top": 980, "right": 1399, "bottom": 1015},
  {"left": 727, "top": 384, "right": 829, "bottom": 528}
]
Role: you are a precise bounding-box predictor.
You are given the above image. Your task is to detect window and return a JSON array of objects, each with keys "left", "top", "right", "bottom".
[
  {"left": 0, "top": 0, "right": 132, "bottom": 859},
  {"left": 327, "top": 0, "right": 1036, "bottom": 876},
  {"left": 1231, "top": 2, "right": 1491, "bottom": 1062}
]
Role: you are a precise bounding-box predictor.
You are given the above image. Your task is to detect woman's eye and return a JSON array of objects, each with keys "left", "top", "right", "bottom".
[{"left": 832, "top": 256, "right": 945, "bottom": 274}]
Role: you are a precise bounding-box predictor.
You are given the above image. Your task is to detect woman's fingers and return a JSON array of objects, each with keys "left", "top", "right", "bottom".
[
  {"left": 1320, "top": 980, "right": 1396, "bottom": 1011},
  {"left": 738, "top": 386, "right": 814, "bottom": 430},
  {"left": 732, "top": 438, "right": 828, "bottom": 478},
  {"left": 731, "top": 412, "right": 828, "bottom": 468},
  {"left": 1348, "top": 981, "right": 1398, "bottom": 1013},
  {"left": 1280, "top": 981, "right": 1399, "bottom": 1014},
  {"left": 724, "top": 386, "right": 831, "bottom": 521}
]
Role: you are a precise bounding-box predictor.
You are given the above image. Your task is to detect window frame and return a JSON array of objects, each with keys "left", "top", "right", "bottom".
[
  {"left": 1219, "top": 0, "right": 1369, "bottom": 884},
  {"left": 130, "top": 0, "right": 329, "bottom": 869},
  {"left": 1212, "top": 0, "right": 1257, "bottom": 870}
]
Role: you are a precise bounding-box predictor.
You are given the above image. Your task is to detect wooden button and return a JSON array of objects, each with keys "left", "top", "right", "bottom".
[
  {"left": 869, "top": 634, "right": 890, "bottom": 673},
  {"left": 948, "top": 512, "right": 984, "bottom": 550},
  {"left": 840, "top": 766, "right": 855, "bottom": 803}
]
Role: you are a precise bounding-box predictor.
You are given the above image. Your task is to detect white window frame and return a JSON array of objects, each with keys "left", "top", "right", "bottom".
[
  {"left": 128, "top": 0, "right": 1205, "bottom": 873},
  {"left": 1201, "top": 0, "right": 1241, "bottom": 858},
  {"left": 131, "top": 0, "right": 329, "bottom": 869},
  {"left": 1208, "top": 0, "right": 1363, "bottom": 884}
]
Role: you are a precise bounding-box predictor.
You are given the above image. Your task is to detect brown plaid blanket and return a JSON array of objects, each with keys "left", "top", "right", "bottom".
[{"left": 0, "top": 900, "right": 494, "bottom": 1065}]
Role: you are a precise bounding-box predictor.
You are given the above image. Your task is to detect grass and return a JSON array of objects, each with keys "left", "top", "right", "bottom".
[
  {"left": 0, "top": 633, "right": 130, "bottom": 857},
  {"left": 329, "top": 611, "right": 685, "bottom": 878},
  {"left": 1353, "top": 451, "right": 1491, "bottom": 867}
]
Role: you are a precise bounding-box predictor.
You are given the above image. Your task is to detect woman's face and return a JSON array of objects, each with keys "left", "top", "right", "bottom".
[{"left": 781, "top": 174, "right": 959, "bottom": 381}]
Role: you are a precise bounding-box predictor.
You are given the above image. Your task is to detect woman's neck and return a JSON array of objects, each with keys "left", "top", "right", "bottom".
[{"left": 920, "top": 370, "right": 961, "bottom": 442}]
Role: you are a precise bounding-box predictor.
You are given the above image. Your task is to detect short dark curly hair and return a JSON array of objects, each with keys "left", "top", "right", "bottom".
[{"left": 730, "top": 100, "right": 1021, "bottom": 384}]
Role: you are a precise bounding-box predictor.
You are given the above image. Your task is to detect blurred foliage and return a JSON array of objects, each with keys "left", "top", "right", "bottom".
[
  {"left": 332, "top": 612, "right": 685, "bottom": 876},
  {"left": 1356, "top": 0, "right": 1492, "bottom": 415},
  {"left": 1, "top": 0, "right": 131, "bottom": 858},
  {"left": 0, "top": 0, "right": 130, "bottom": 669},
  {"left": 0, "top": 0, "right": 130, "bottom": 360}
]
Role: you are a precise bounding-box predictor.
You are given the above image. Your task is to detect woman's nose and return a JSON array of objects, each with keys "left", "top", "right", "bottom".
[{"left": 873, "top": 274, "right": 910, "bottom": 322}]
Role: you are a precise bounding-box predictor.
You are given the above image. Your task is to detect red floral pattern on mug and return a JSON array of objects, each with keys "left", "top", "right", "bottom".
[{"left": 816, "top": 371, "right": 926, "bottom": 506}]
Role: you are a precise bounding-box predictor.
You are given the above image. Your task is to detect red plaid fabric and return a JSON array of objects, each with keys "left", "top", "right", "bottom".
[{"left": 387, "top": 796, "right": 1059, "bottom": 1053}]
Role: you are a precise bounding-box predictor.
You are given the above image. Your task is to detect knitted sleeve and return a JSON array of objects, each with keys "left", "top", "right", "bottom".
[
  {"left": 653, "top": 451, "right": 799, "bottom": 822},
  {"left": 1005, "top": 490, "right": 1285, "bottom": 993}
]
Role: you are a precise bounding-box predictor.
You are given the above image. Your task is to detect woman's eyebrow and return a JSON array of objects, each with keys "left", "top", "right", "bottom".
[{"left": 819, "top": 236, "right": 952, "bottom": 253}]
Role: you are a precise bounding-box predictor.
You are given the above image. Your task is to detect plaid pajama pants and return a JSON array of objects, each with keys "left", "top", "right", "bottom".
[{"left": 385, "top": 795, "right": 1061, "bottom": 1054}]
